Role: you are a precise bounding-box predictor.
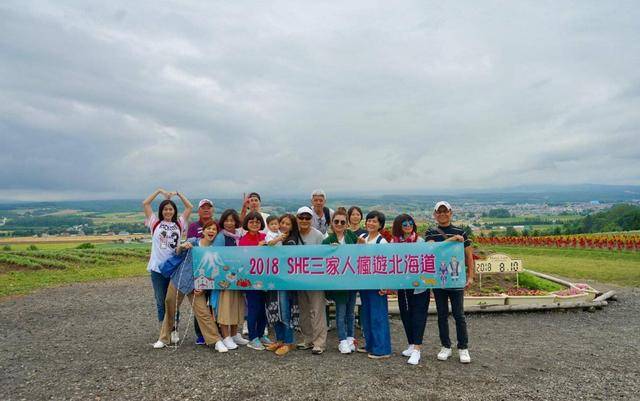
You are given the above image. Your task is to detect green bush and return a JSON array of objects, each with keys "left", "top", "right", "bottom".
[
  {"left": 27, "top": 244, "right": 38, "bottom": 251},
  {"left": 76, "top": 242, "right": 95, "bottom": 249},
  {"left": 2, "top": 245, "right": 11, "bottom": 251}
]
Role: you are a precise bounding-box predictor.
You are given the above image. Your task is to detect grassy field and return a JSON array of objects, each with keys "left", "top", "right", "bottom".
[
  {"left": 481, "top": 245, "right": 640, "bottom": 287},
  {"left": 2, "top": 240, "right": 639, "bottom": 299},
  {"left": 0, "top": 243, "right": 149, "bottom": 297}
]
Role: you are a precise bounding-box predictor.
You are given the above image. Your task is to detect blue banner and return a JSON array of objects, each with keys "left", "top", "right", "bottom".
[{"left": 192, "top": 242, "right": 466, "bottom": 291}]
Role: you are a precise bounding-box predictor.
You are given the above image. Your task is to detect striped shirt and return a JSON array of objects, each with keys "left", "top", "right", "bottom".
[{"left": 425, "top": 224, "right": 472, "bottom": 248}]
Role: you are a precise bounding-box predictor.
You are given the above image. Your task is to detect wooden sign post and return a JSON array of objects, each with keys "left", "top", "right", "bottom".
[{"left": 474, "top": 253, "right": 523, "bottom": 289}]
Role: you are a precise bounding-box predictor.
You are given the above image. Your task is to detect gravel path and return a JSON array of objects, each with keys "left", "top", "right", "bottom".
[{"left": 1, "top": 277, "right": 638, "bottom": 401}]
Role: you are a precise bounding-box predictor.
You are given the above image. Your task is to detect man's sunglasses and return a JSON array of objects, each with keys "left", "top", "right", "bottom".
[
  {"left": 297, "top": 215, "right": 312, "bottom": 221},
  {"left": 401, "top": 220, "right": 414, "bottom": 228},
  {"left": 333, "top": 219, "right": 347, "bottom": 225}
]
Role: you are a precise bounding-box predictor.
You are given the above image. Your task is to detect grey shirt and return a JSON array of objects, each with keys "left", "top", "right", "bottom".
[{"left": 300, "top": 227, "right": 325, "bottom": 245}]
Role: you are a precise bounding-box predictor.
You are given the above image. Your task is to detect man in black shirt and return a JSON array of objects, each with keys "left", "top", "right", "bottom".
[{"left": 425, "top": 201, "right": 475, "bottom": 364}]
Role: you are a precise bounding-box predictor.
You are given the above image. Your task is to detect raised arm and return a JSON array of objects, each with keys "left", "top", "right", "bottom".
[
  {"left": 142, "top": 188, "right": 168, "bottom": 219},
  {"left": 175, "top": 191, "right": 193, "bottom": 222},
  {"left": 239, "top": 194, "right": 250, "bottom": 223}
]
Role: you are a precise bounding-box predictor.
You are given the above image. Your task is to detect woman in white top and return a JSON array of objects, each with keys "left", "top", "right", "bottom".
[
  {"left": 142, "top": 188, "right": 193, "bottom": 327},
  {"left": 357, "top": 210, "right": 392, "bottom": 359}
]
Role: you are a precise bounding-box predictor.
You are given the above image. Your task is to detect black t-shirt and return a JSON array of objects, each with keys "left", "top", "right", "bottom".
[{"left": 425, "top": 224, "right": 472, "bottom": 248}]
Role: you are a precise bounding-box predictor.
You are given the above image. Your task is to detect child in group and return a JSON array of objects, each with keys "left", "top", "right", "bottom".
[{"left": 265, "top": 215, "right": 284, "bottom": 246}]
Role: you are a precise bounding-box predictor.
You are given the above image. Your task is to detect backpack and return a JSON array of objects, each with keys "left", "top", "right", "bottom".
[{"left": 323, "top": 207, "right": 331, "bottom": 225}]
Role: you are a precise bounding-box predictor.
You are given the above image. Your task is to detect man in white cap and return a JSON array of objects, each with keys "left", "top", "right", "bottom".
[
  {"left": 187, "top": 199, "right": 215, "bottom": 239},
  {"left": 295, "top": 206, "right": 328, "bottom": 354},
  {"left": 310, "top": 189, "right": 334, "bottom": 235},
  {"left": 425, "top": 201, "right": 475, "bottom": 364}
]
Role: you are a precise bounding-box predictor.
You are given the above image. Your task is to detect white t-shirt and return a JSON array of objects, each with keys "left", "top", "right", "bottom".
[
  {"left": 360, "top": 233, "right": 388, "bottom": 244},
  {"left": 145, "top": 214, "right": 187, "bottom": 273},
  {"left": 265, "top": 229, "right": 282, "bottom": 245}
]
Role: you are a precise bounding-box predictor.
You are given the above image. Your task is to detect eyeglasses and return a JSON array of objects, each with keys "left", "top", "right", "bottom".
[
  {"left": 401, "top": 220, "right": 414, "bottom": 228},
  {"left": 297, "top": 215, "right": 312, "bottom": 221},
  {"left": 333, "top": 219, "right": 347, "bottom": 225}
]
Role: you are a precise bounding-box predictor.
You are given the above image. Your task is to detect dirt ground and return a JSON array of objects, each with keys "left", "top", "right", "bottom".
[{"left": 1, "top": 277, "right": 638, "bottom": 401}]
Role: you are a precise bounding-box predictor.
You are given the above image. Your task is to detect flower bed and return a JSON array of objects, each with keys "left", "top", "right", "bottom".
[
  {"left": 504, "top": 288, "right": 556, "bottom": 305},
  {"left": 553, "top": 286, "right": 594, "bottom": 303}
]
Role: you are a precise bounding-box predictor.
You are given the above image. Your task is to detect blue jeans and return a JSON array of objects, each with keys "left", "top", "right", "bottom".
[
  {"left": 273, "top": 291, "right": 294, "bottom": 344},
  {"left": 398, "top": 289, "right": 430, "bottom": 345},
  {"left": 432, "top": 288, "right": 468, "bottom": 349},
  {"left": 360, "top": 290, "right": 391, "bottom": 356},
  {"left": 150, "top": 271, "right": 170, "bottom": 322},
  {"left": 335, "top": 291, "right": 356, "bottom": 341},
  {"left": 246, "top": 291, "right": 267, "bottom": 341}
]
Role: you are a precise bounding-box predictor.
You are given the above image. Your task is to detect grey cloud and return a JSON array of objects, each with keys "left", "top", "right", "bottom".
[{"left": 1, "top": 1, "right": 640, "bottom": 200}]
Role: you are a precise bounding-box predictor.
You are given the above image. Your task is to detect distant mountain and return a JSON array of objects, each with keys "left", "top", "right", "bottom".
[{"left": 1, "top": 184, "right": 638, "bottom": 208}]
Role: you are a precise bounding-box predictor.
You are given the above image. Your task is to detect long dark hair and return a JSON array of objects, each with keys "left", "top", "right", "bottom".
[
  {"left": 392, "top": 213, "right": 417, "bottom": 238},
  {"left": 280, "top": 213, "right": 304, "bottom": 245},
  {"left": 158, "top": 199, "right": 179, "bottom": 223}
]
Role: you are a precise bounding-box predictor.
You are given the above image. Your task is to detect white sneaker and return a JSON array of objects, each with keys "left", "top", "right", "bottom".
[
  {"left": 347, "top": 337, "right": 356, "bottom": 352},
  {"left": 459, "top": 349, "right": 471, "bottom": 363},
  {"left": 407, "top": 350, "right": 421, "bottom": 365},
  {"left": 232, "top": 333, "right": 250, "bottom": 345},
  {"left": 170, "top": 330, "right": 179, "bottom": 344},
  {"left": 437, "top": 347, "right": 452, "bottom": 361},
  {"left": 214, "top": 340, "right": 229, "bottom": 353},
  {"left": 242, "top": 321, "right": 248, "bottom": 335},
  {"left": 402, "top": 344, "right": 415, "bottom": 357},
  {"left": 223, "top": 336, "right": 238, "bottom": 350},
  {"left": 338, "top": 340, "right": 352, "bottom": 354},
  {"left": 152, "top": 340, "right": 167, "bottom": 349},
  {"left": 263, "top": 327, "right": 269, "bottom": 337}
]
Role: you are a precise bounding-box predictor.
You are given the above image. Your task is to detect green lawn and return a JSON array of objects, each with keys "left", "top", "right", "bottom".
[
  {"left": 482, "top": 245, "right": 640, "bottom": 287},
  {"left": 0, "top": 261, "right": 147, "bottom": 297},
  {"left": 0, "top": 244, "right": 149, "bottom": 297}
]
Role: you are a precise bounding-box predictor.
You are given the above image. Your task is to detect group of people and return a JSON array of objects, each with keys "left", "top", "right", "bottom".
[{"left": 143, "top": 188, "right": 475, "bottom": 365}]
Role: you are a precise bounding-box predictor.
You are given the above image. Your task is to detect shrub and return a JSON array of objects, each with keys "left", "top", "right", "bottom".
[
  {"left": 27, "top": 245, "right": 38, "bottom": 251},
  {"left": 2, "top": 245, "right": 11, "bottom": 251},
  {"left": 76, "top": 242, "right": 95, "bottom": 249}
]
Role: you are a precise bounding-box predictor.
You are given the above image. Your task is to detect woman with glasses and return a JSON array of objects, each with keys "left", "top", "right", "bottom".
[
  {"left": 391, "top": 214, "right": 427, "bottom": 365},
  {"left": 322, "top": 208, "right": 358, "bottom": 354},
  {"left": 238, "top": 211, "right": 271, "bottom": 351}
]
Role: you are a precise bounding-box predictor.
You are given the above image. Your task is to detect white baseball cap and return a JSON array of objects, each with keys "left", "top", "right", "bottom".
[
  {"left": 296, "top": 206, "right": 313, "bottom": 216},
  {"left": 198, "top": 199, "right": 213, "bottom": 208},
  {"left": 434, "top": 201, "right": 452, "bottom": 212}
]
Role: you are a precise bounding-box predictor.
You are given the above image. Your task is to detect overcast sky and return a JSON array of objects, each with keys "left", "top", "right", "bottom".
[{"left": 1, "top": 1, "right": 639, "bottom": 201}]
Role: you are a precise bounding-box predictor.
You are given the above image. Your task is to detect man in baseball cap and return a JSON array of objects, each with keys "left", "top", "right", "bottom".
[
  {"left": 295, "top": 205, "right": 328, "bottom": 354},
  {"left": 187, "top": 199, "right": 215, "bottom": 239},
  {"left": 186, "top": 198, "right": 216, "bottom": 345},
  {"left": 425, "top": 200, "right": 475, "bottom": 364}
]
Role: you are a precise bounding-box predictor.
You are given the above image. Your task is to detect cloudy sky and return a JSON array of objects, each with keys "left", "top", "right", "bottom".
[{"left": 1, "top": 1, "right": 639, "bottom": 201}]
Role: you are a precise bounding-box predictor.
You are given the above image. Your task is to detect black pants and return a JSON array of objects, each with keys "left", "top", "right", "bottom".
[
  {"left": 432, "top": 288, "right": 468, "bottom": 349},
  {"left": 398, "top": 289, "right": 430, "bottom": 346}
]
